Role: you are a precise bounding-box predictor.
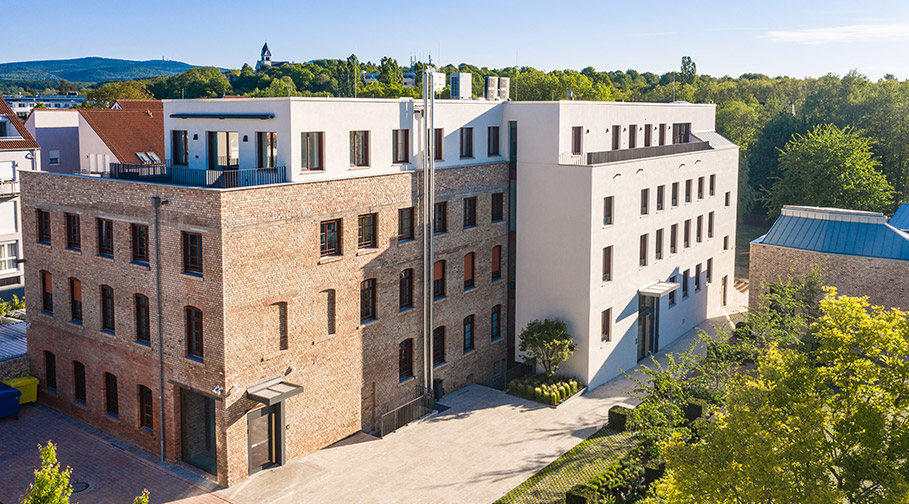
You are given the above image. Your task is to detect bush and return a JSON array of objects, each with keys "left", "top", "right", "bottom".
[
  {"left": 644, "top": 460, "right": 666, "bottom": 484},
  {"left": 608, "top": 405, "right": 631, "bottom": 432},
  {"left": 685, "top": 397, "right": 709, "bottom": 422},
  {"left": 534, "top": 387, "right": 543, "bottom": 401},
  {"left": 565, "top": 483, "right": 598, "bottom": 504}
]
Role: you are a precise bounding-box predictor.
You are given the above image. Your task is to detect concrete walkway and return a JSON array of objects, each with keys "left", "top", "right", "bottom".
[{"left": 220, "top": 289, "right": 747, "bottom": 504}]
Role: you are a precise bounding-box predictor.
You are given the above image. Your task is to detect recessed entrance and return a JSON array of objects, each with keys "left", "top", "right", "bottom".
[
  {"left": 248, "top": 404, "right": 281, "bottom": 475},
  {"left": 181, "top": 388, "right": 217, "bottom": 474},
  {"left": 637, "top": 295, "right": 659, "bottom": 361}
]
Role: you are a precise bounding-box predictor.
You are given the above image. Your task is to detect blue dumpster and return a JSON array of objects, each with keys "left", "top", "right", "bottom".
[{"left": 0, "top": 382, "right": 21, "bottom": 419}]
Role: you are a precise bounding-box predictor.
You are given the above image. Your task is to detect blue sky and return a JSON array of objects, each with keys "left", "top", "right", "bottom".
[{"left": 7, "top": 0, "right": 909, "bottom": 79}]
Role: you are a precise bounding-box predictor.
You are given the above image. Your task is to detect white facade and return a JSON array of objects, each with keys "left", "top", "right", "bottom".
[
  {"left": 4, "top": 94, "right": 87, "bottom": 118},
  {"left": 0, "top": 111, "right": 40, "bottom": 299}
]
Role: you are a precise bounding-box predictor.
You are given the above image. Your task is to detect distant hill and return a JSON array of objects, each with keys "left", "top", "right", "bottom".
[{"left": 0, "top": 57, "right": 197, "bottom": 83}]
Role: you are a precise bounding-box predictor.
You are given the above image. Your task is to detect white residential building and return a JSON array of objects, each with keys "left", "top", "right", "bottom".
[{"left": 4, "top": 94, "right": 87, "bottom": 118}]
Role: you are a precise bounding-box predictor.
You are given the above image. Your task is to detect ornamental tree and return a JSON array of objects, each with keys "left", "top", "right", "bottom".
[
  {"left": 20, "top": 442, "right": 72, "bottom": 504},
  {"left": 518, "top": 318, "right": 577, "bottom": 376}
]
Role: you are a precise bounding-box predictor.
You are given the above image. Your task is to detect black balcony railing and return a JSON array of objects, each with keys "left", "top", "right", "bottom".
[
  {"left": 586, "top": 141, "right": 711, "bottom": 165},
  {"left": 97, "top": 161, "right": 288, "bottom": 189}
]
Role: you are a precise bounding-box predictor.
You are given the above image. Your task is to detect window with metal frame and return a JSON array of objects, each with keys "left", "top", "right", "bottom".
[
  {"left": 433, "top": 261, "right": 446, "bottom": 299},
  {"left": 69, "top": 278, "right": 82, "bottom": 322},
  {"left": 135, "top": 294, "right": 150, "bottom": 343},
  {"left": 105, "top": 372, "right": 118, "bottom": 417},
  {"left": 138, "top": 385, "right": 153, "bottom": 430},
  {"left": 491, "top": 245, "right": 502, "bottom": 280},
  {"left": 571, "top": 126, "right": 582, "bottom": 155},
  {"left": 41, "top": 270, "right": 53, "bottom": 313},
  {"left": 97, "top": 218, "right": 114, "bottom": 256},
  {"left": 399, "top": 269, "right": 414, "bottom": 309},
  {"left": 463, "top": 197, "right": 477, "bottom": 228},
  {"left": 350, "top": 130, "right": 369, "bottom": 166},
  {"left": 464, "top": 252, "right": 475, "bottom": 289},
  {"left": 0, "top": 242, "right": 17, "bottom": 273},
  {"left": 257, "top": 132, "right": 277, "bottom": 169},
  {"left": 360, "top": 279, "right": 377, "bottom": 321},
  {"left": 488, "top": 126, "right": 500, "bottom": 156},
  {"left": 36, "top": 209, "right": 51, "bottom": 243},
  {"left": 182, "top": 232, "right": 203, "bottom": 274},
  {"left": 601, "top": 309, "right": 612, "bottom": 342},
  {"left": 357, "top": 213, "right": 377, "bottom": 249},
  {"left": 433, "top": 326, "right": 445, "bottom": 364},
  {"left": 65, "top": 213, "right": 80, "bottom": 249},
  {"left": 491, "top": 193, "right": 504, "bottom": 222},
  {"left": 44, "top": 351, "right": 56, "bottom": 390},
  {"left": 131, "top": 224, "right": 149, "bottom": 263},
  {"left": 320, "top": 220, "right": 341, "bottom": 257},
  {"left": 399, "top": 339, "right": 414, "bottom": 380},
  {"left": 186, "top": 306, "right": 203, "bottom": 358},
  {"left": 172, "top": 130, "right": 188, "bottom": 165},
  {"left": 101, "top": 285, "right": 115, "bottom": 332},
  {"left": 434, "top": 201, "right": 447, "bottom": 234},
  {"left": 302, "top": 132, "right": 324, "bottom": 170},
  {"left": 398, "top": 207, "right": 414, "bottom": 241},
  {"left": 459, "top": 127, "right": 474, "bottom": 158},
  {"left": 392, "top": 129, "right": 410, "bottom": 164},
  {"left": 463, "top": 315, "right": 475, "bottom": 352},
  {"left": 73, "top": 361, "right": 86, "bottom": 403}
]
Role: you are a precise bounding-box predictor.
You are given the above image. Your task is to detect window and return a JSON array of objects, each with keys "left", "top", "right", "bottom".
[
  {"left": 182, "top": 232, "right": 203, "bottom": 274},
  {"left": 357, "top": 213, "right": 377, "bottom": 249},
  {"left": 138, "top": 385, "right": 153, "bottom": 430},
  {"left": 320, "top": 220, "right": 341, "bottom": 257},
  {"left": 640, "top": 188, "right": 649, "bottom": 215},
  {"left": 185, "top": 306, "right": 203, "bottom": 358},
  {"left": 604, "top": 196, "right": 614, "bottom": 225},
  {"left": 433, "top": 326, "right": 446, "bottom": 364},
  {"left": 97, "top": 218, "right": 113, "bottom": 257},
  {"left": 464, "top": 252, "right": 475, "bottom": 289},
  {"left": 697, "top": 215, "right": 703, "bottom": 243},
  {"left": 135, "top": 294, "right": 150, "bottom": 343},
  {"left": 601, "top": 308, "right": 612, "bottom": 342},
  {"left": 44, "top": 351, "right": 56, "bottom": 390},
  {"left": 349, "top": 130, "right": 369, "bottom": 166},
  {"left": 682, "top": 269, "right": 690, "bottom": 298},
  {"left": 684, "top": 179, "right": 692, "bottom": 203},
  {"left": 628, "top": 124, "right": 637, "bottom": 149},
  {"left": 463, "top": 197, "right": 477, "bottom": 228},
  {"left": 101, "top": 285, "right": 115, "bottom": 332},
  {"left": 655, "top": 229, "right": 664, "bottom": 260},
  {"left": 639, "top": 234, "right": 648, "bottom": 267},
  {"left": 670, "top": 224, "right": 678, "bottom": 254},
  {"left": 708, "top": 211, "right": 715, "bottom": 238},
  {"left": 724, "top": 236, "right": 730, "bottom": 250},
  {"left": 669, "top": 276, "right": 677, "bottom": 305},
  {"left": 644, "top": 124, "right": 653, "bottom": 147},
  {"left": 671, "top": 182, "right": 679, "bottom": 207},
  {"left": 656, "top": 186, "right": 664, "bottom": 211},
  {"left": 602, "top": 246, "right": 613, "bottom": 281},
  {"left": 463, "top": 315, "right": 475, "bottom": 352},
  {"left": 41, "top": 270, "right": 53, "bottom": 313},
  {"left": 684, "top": 219, "right": 691, "bottom": 248},
  {"left": 392, "top": 129, "right": 410, "bottom": 164},
  {"left": 360, "top": 279, "right": 377, "bottom": 322},
  {"left": 273, "top": 301, "right": 288, "bottom": 352},
  {"left": 695, "top": 264, "right": 702, "bottom": 291},
  {"left": 73, "top": 361, "right": 86, "bottom": 403},
  {"left": 0, "top": 242, "right": 17, "bottom": 272},
  {"left": 69, "top": 278, "right": 82, "bottom": 322},
  {"left": 433, "top": 260, "right": 446, "bottom": 299},
  {"left": 709, "top": 174, "right": 716, "bottom": 196},
  {"left": 49, "top": 150, "right": 60, "bottom": 166},
  {"left": 131, "top": 224, "right": 148, "bottom": 263},
  {"left": 459, "top": 127, "right": 474, "bottom": 158},
  {"left": 491, "top": 245, "right": 502, "bottom": 280},
  {"left": 172, "top": 130, "right": 188, "bottom": 166},
  {"left": 611, "top": 125, "right": 620, "bottom": 150},
  {"left": 399, "top": 339, "right": 414, "bottom": 380},
  {"left": 673, "top": 122, "right": 691, "bottom": 144},
  {"left": 301, "top": 132, "right": 324, "bottom": 170},
  {"left": 707, "top": 258, "right": 713, "bottom": 283},
  {"left": 105, "top": 373, "right": 118, "bottom": 417},
  {"left": 491, "top": 193, "right": 504, "bottom": 222},
  {"left": 434, "top": 201, "right": 447, "bottom": 234},
  {"left": 725, "top": 191, "right": 731, "bottom": 207},
  {"left": 65, "top": 213, "right": 80, "bottom": 249},
  {"left": 571, "top": 126, "right": 583, "bottom": 155},
  {"left": 398, "top": 207, "right": 414, "bottom": 241},
  {"left": 697, "top": 176, "right": 704, "bottom": 199},
  {"left": 324, "top": 289, "right": 336, "bottom": 335},
  {"left": 488, "top": 126, "right": 500, "bottom": 156},
  {"left": 36, "top": 209, "right": 51, "bottom": 243},
  {"left": 491, "top": 305, "right": 501, "bottom": 340},
  {"left": 433, "top": 128, "right": 444, "bottom": 161},
  {"left": 399, "top": 269, "right": 414, "bottom": 309},
  {"left": 659, "top": 124, "right": 667, "bottom": 146}
]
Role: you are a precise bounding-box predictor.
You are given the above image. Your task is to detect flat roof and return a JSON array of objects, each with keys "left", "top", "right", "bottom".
[{"left": 0, "top": 321, "right": 27, "bottom": 362}]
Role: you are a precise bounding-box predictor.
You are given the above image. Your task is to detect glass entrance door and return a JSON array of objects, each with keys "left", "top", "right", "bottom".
[
  {"left": 248, "top": 404, "right": 280, "bottom": 475},
  {"left": 181, "top": 389, "right": 217, "bottom": 474},
  {"left": 637, "top": 295, "right": 658, "bottom": 361}
]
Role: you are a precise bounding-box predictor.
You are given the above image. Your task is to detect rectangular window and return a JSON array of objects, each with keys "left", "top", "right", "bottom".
[
  {"left": 725, "top": 191, "right": 731, "bottom": 207},
  {"left": 639, "top": 234, "right": 648, "bottom": 267},
  {"left": 302, "top": 132, "right": 324, "bottom": 170},
  {"left": 399, "top": 339, "right": 414, "bottom": 380},
  {"left": 69, "top": 278, "right": 82, "bottom": 322},
  {"left": 491, "top": 193, "right": 504, "bottom": 222},
  {"left": 357, "top": 213, "right": 377, "bottom": 249},
  {"left": 488, "top": 126, "right": 500, "bottom": 156},
  {"left": 398, "top": 208, "right": 414, "bottom": 241},
  {"left": 41, "top": 270, "right": 53, "bottom": 313},
  {"left": 463, "top": 315, "right": 475, "bottom": 352},
  {"left": 684, "top": 219, "right": 691, "bottom": 248},
  {"left": 697, "top": 215, "right": 703, "bottom": 243},
  {"left": 349, "top": 130, "right": 369, "bottom": 167},
  {"left": 186, "top": 306, "right": 203, "bottom": 358},
  {"left": 708, "top": 211, "right": 715, "bottom": 238},
  {"left": 604, "top": 196, "right": 614, "bottom": 225},
  {"left": 37, "top": 209, "right": 51, "bottom": 243},
  {"left": 433, "top": 326, "right": 446, "bottom": 364},
  {"left": 655, "top": 229, "right": 664, "bottom": 260},
  {"left": 640, "top": 188, "right": 649, "bottom": 215},
  {"left": 628, "top": 124, "right": 637, "bottom": 149},
  {"left": 101, "top": 285, "right": 115, "bottom": 332},
  {"left": 360, "top": 279, "right": 377, "bottom": 322},
  {"left": 182, "top": 232, "right": 203, "bottom": 274},
  {"left": 135, "top": 295, "right": 150, "bottom": 343},
  {"left": 399, "top": 269, "right": 414, "bottom": 309},
  {"left": 434, "top": 128, "right": 444, "bottom": 161},
  {"left": 463, "top": 197, "right": 477, "bottom": 228},
  {"left": 656, "top": 185, "right": 664, "bottom": 211},
  {"left": 105, "top": 372, "right": 118, "bottom": 417},
  {"left": 0, "top": 242, "right": 17, "bottom": 273},
  {"left": 612, "top": 125, "right": 620, "bottom": 150},
  {"left": 459, "top": 127, "right": 474, "bottom": 158},
  {"left": 673, "top": 122, "right": 691, "bottom": 144},
  {"left": 602, "top": 246, "right": 612, "bottom": 281},
  {"left": 131, "top": 224, "right": 149, "bottom": 263},
  {"left": 44, "top": 351, "right": 56, "bottom": 390},
  {"left": 601, "top": 308, "right": 611, "bottom": 342},
  {"left": 97, "top": 218, "right": 113, "bottom": 257},
  {"left": 659, "top": 124, "right": 666, "bottom": 146},
  {"left": 709, "top": 174, "right": 716, "bottom": 196},
  {"left": 172, "top": 130, "right": 188, "bottom": 166},
  {"left": 65, "top": 213, "right": 80, "bottom": 249},
  {"left": 695, "top": 263, "right": 702, "bottom": 291},
  {"left": 464, "top": 252, "right": 475, "bottom": 289},
  {"left": 491, "top": 305, "right": 501, "bottom": 340},
  {"left": 683, "top": 269, "right": 690, "bottom": 297},
  {"left": 685, "top": 179, "right": 692, "bottom": 203},
  {"left": 434, "top": 201, "right": 448, "bottom": 234},
  {"left": 707, "top": 257, "right": 713, "bottom": 283},
  {"left": 49, "top": 150, "right": 60, "bottom": 166},
  {"left": 207, "top": 131, "right": 239, "bottom": 169},
  {"left": 433, "top": 260, "right": 446, "bottom": 299},
  {"left": 392, "top": 129, "right": 410, "bottom": 164},
  {"left": 73, "top": 361, "right": 86, "bottom": 403},
  {"left": 724, "top": 235, "right": 730, "bottom": 250},
  {"left": 669, "top": 276, "right": 677, "bottom": 306},
  {"left": 698, "top": 176, "right": 705, "bottom": 199},
  {"left": 670, "top": 224, "right": 678, "bottom": 254},
  {"left": 644, "top": 124, "right": 652, "bottom": 147},
  {"left": 571, "top": 126, "right": 583, "bottom": 155},
  {"left": 139, "top": 385, "right": 153, "bottom": 430},
  {"left": 491, "top": 245, "right": 502, "bottom": 280},
  {"left": 320, "top": 219, "right": 342, "bottom": 257},
  {"left": 256, "top": 132, "right": 277, "bottom": 169},
  {"left": 671, "top": 182, "right": 679, "bottom": 207}
]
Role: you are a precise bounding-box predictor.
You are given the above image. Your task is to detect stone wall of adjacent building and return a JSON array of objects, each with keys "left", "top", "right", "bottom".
[
  {"left": 0, "top": 355, "right": 29, "bottom": 382},
  {"left": 749, "top": 242, "right": 909, "bottom": 311}
]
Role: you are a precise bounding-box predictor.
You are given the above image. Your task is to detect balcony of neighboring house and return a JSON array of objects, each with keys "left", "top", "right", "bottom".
[{"left": 83, "top": 158, "right": 289, "bottom": 189}]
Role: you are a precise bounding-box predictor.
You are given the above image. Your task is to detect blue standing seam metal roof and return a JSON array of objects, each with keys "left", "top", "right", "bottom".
[
  {"left": 755, "top": 211, "right": 909, "bottom": 261},
  {"left": 890, "top": 203, "right": 909, "bottom": 231},
  {"left": 0, "top": 321, "right": 27, "bottom": 361}
]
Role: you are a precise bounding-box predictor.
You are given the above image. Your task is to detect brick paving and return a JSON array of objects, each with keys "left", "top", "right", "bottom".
[{"left": 0, "top": 405, "right": 235, "bottom": 504}]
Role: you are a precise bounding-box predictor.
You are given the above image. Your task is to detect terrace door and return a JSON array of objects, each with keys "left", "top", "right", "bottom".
[
  {"left": 181, "top": 389, "right": 217, "bottom": 474},
  {"left": 637, "top": 295, "right": 658, "bottom": 361}
]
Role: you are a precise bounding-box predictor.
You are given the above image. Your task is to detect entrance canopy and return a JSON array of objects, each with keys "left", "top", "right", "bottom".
[
  {"left": 246, "top": 377, "right": 304, "bottom": 406},
  {"left": 638, "top": 281, "right": 680, "bottom": 298}
]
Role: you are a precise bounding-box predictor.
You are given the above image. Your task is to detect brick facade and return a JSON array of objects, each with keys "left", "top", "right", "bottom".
[{"left": 21, "top": 163, "right": 508, "bottom": 486}]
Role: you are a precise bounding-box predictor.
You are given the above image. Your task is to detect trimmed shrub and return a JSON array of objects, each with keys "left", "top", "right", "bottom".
[
  {"left": 542, "top": 390, "right": 551, "bottom": 404},
  {"left": 570, "top": 380, "right": 578, "bottom": 394},
  {"left": 565, "top": 483, "right": 597, "bottom": 504},
  {"left": 644, "top": 460, "right": 666, "bottom": 485},
  {"left": 685, "top": 397, "right": 709, "bottom": 422},
  {"left": 534, "top": 387, "right": 543, "bottom": 401},
  {"left": 690, "top": 416, "right": 711, "bottom": 440},
  {"left": 608, "top": 405, "right": 631, "bottom": 432}
]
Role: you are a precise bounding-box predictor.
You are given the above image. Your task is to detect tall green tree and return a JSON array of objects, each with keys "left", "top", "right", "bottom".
[
  {"left": 518, "top": 318, "right": 577, "bottom": 376},
  {"left": 85, "top": 81, "right": 153, "bottom": 108},
  {"left": 378, "top": 57, "right": 402, "bottom": 85},
  {"left": 680, "top": 56, "right": 697, "bottom": 85},
  {"left": 20, "top": 443, "right": 72, "bottom": 504}
]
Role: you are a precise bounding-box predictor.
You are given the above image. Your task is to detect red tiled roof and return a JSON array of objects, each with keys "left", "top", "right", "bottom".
[
  {"left": 0, "top": 97, "right": 40, "bottom": 151},
  {"left": 112, "top": 99, "right": 163, "bottom": 113},
  {"left": 78, "top": 109, "right": 164, "bottom": 164}
]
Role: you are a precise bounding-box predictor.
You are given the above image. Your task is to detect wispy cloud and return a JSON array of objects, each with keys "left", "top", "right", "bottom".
[{"left": 765, "top": 23, "right": 909, "bottom": 44}]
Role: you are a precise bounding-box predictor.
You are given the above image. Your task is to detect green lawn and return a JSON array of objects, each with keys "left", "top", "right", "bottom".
[
  {"left": 736, "top": 223, "right": 771, "bottom": 280},
  {"left": 494, "top": 427, "right": 635, "bottom": 504}
]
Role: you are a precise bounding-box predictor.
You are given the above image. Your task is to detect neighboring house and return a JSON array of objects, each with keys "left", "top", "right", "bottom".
[
  {"left": 750, "top": 205, "right": 909, "bottom": 311},
  {"left": 21, "top": 93, "right": 736, "bottom": 487},
  {"left": 0, "top": 98, "right": 40, "bottom": 300},
  {"left": 4, "top": 93, "right": 87, "bottom": 118},
  {"left": 255, "top": 42, "right": 291, "bottom": 72},
  {"left": 24, "top": 107, "right": 164, "bottom": 174}
]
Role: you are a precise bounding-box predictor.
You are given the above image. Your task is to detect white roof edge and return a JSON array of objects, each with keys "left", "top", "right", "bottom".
[{"left": 781, "top": 205, "right": 887, "bottom": 224}]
